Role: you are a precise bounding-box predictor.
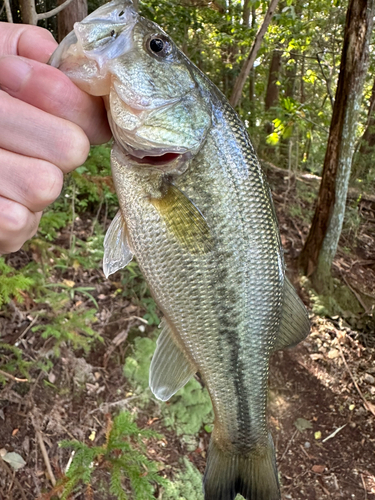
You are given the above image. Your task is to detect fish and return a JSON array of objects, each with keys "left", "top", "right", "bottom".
[{"left": 50, "top": 2, "right": 310, "bottom": 499}]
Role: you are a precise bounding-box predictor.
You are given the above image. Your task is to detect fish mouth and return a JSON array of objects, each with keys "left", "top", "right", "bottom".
[{"left": 128, "top": 152, "right": 181, "bottom": 166}]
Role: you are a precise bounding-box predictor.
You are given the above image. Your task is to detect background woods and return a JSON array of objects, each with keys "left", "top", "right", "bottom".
[{"left": 1, "top": 0, "right": 375, "bottom": 499}]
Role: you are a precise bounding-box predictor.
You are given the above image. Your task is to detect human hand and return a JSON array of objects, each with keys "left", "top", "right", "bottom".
[{"left": 0, "top": 23, "right": 112, "bottom": 254}]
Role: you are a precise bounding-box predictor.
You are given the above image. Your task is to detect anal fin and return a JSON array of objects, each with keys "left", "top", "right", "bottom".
[
  {"left": 149, "top": 318, "right": 196, "bottom": 401},
  {"left": 273, "top": 277, "right": 310, "bottom": 351},
  {"left": 103, "top": 210, "right": 133, "bottom": 278}
]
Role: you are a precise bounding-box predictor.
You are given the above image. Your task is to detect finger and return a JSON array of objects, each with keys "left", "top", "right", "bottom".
[
  {"left": 0, "top": 90, "right": 90, "bottom": 172},
  {"left": 0, "top": 22, "right": 57, "bottom": 62},
  {"left": 0, "top": 55, "right": 111, "bottom": 145},
  {"left": 0, "top": 148, "right": 63, "bottom": 213},
  {"left": 0, "top": 197, "right": 41, "bottom": 254}
]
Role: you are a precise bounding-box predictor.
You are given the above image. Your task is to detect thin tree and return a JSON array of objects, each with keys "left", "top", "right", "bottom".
[
  {"left": 19, "top": 0, "right": 75, "bottom": 25},
  {"left": 229, "top": 0, "right": 280, "bottom": 108},
  {"left": 299, "top": 0, "right": 375, "bottom": 292},
  {"left": 57, "top": 0, "right": 87, "bottom": 42}
]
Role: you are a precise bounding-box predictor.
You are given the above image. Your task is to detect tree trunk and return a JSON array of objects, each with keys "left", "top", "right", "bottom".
[
  {"left": 243, "top": 0, "right": 251, "bottom": 27},
  {"left": 265, "top": 50, "right": 282, "bottom": 112},
  {"left": 299, "top": 0, "right": 374, "bottom": 292},
  {"left": 229, "top": 0, "right": 280, "bottom": 108},
  {"left": 248, "top": 6, "right": 257, "bottom": 129},
  {"left": 261, "top": 49, "right": 282, "bottom": 157},
  {"left": 19, "top": 0, "right": 75, "bottom": 25},
  {"left": 19, "top": 0, "right": 37, "bottom": 24},
  {"left": 358, "top": 78, "right": 375, "bottom": 155},
  {"left": 279, "top": 57, "right": 297, "bottom": 166},
  {"left": 57, "top": 0, "right": 87, "bottom": 42}
]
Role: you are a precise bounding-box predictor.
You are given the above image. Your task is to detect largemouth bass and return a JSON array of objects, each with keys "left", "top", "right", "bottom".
[{"left": 50, "top": 2, "right": 310, "bottom": 498}]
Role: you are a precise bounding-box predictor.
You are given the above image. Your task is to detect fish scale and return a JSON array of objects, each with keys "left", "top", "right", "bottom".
[{"left": 50, "top": 2, "right": 310, "bottom": 498}]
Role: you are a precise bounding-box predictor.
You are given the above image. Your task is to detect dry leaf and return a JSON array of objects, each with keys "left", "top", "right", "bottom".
[
  {"left": 312, "top": 465, "right": 326, "bottom": 473},
  {"left": 2, "top": 451, "right": 26, "bottom": 470}
]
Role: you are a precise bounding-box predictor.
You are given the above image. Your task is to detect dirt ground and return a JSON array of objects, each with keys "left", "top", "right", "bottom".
[{"left": 0, "top": 165, "right": 374, "bottom": 500}]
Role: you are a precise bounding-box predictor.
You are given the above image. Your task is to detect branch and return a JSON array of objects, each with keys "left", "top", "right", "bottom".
[
  {"left": 229, "top": 0, "right": 280, "bottom": 107},
  {"left": 337, "top": 340, "right": 375, "bottom": 418},
  {"left": 37, "top": 0, "right": 75, "bottom": 21},
  {"left": 316, "top": 53, "right": 334, "bottom": 109},
  {"left": 4, "top": 0, "right": 13, "bottom": 23},
  {"left": 35, "top": 426, "right": 57, "bottom": 486},
  {"left": 0, "top": 456, "right": 28, "bottom": 500}
]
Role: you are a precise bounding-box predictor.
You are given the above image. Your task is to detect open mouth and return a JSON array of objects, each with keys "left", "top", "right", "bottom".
[{"left": 129, "top": 152, "right": 181, "bottom": 166}]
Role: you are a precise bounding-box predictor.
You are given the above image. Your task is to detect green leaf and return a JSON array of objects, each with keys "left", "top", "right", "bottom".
[
  {"left": 2, "top": 452, "right": 26, "bottom": 470},
  {"left": 294, "top": 418, "right": 313, "bottom": 432}
]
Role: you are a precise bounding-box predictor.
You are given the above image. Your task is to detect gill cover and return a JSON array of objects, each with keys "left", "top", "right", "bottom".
[{"left": 49, "top": 0, "right": 212, "bottom": 158}]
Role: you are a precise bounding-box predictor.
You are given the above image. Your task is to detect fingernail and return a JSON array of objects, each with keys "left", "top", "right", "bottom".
[{"left": 0, "top": 57, "right": 32, "bottom": 93}]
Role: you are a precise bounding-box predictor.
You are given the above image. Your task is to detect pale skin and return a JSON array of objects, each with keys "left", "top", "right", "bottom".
[{"left": 0, "top": 23, "right": 112, "bottom": 254}]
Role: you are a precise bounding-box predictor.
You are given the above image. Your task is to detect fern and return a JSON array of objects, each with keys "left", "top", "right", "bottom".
[
  {"left": 57, "top": 411, "right": 166, "bottom": 500},
  {"left": 32, "top": 308, "right": 102, "bottom": 356},
  {"left": 0, "top": 258, "right": 34, "bottom": 307},
  {"left": 0, "top": 343, "right": 33, "bottom": 384}
]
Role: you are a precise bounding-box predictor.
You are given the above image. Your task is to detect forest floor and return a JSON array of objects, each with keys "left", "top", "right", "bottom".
[{"left": 0, "top": 162, "right": 375, "bottom": 500}]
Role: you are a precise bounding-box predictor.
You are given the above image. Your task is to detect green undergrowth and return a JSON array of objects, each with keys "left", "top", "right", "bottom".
[
  {"left": 302, "top": 276, "right": 363, "bottom": 318},
  {"left": 123, "top": 336, "right": 214, "bottom": 441},
  {"left": 0, "top": 145, "right": 116, "bottom": 383},
  {"left": 162, "top": 458, "right": 204, "bottom": 500},
  {"left": 44, "top": 411, "right": 166, "bottom": 500}
]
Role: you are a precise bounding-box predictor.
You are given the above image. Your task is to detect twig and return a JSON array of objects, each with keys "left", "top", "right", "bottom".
[
  {"left": 3, "top": 0, "right": 13, "bottom": 22},
  {"left": 322, "top": 424, "right": 347, "bottom": 443},
  {"left": 0, "top": 370, "right": 28, "bottom": 383},
  {"left": 34, "top": 426, "right": 56, "bottom": 486},
  {"left": 17, "top": 314, "right": 39, "bottom": 342},
  {"left": 37, "top": 0, "right": 75, "bottom": 20},
  {"left": 336, "top": 341, "right": 375, "bottom": 417},
  {"left": 299, "top": 444, "right": 311, "bottom": 459},
  {"left": 316, "top": 53, "right": 334, "bottom": 108},
  {"left": 0, "top": 456, "right": 28, "bottom": 500},
  {"left": 280, "top": 429, "right": 298, "bottom": 462},
  {"left": 361, "top": 473, "right": 368, "bottom": 500}
]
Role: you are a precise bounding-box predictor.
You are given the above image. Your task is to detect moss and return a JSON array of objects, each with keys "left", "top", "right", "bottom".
[
  {"left": 305, "top": 276, "right": 363, "bottom": 317},
  {"left": 162, "top": 459, "right": 245, "bottom": 500},
  {"left": 162, "top": 459, "right": 204, "bottom": 500}
]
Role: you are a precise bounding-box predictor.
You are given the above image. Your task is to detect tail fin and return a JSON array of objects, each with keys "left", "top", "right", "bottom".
[{"left": 203, "top": 434, "right": 280, "bottom": 500}]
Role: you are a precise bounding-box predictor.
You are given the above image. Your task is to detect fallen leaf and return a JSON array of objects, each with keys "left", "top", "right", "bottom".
[
  {"left": 312, "top": 465, "right": 326, "bottom": 473},
  {"left": 294, "top": 418, "right": 313, "bottom": 432},
  {"left": 12, "top": 429, "right": 19, "bottom": 436},
  {"left": 314, "top": 431, "right": 322, "bottom": 440},
  {"left": 2, "top": 451, "right": 26, "bottom": 470},
  {"left": 62, "top": 279, "right": 75, "bottom": 288},
  {"left": 328, "top": 349, "right": 339, "bottom": 359}
]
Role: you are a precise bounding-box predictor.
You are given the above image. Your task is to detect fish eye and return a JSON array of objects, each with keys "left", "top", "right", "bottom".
[
  {"left": 147, "top": 35, "right": 172, "bottom": 58},
  {"left": 150, "top": 38, "right": 164, "bottom": 52},
  {"left": 110, "top": 29, "right": 116, "bottom": 38}
]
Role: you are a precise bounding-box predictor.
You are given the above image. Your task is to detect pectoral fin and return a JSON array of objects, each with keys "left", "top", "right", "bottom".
[
  {"left": 103, "top": 210, "right": 133, "bottom": 278},
  {"left": 150, "top": 318, "right": 196, "bottom": 401},
  {"left": 150, "top": 183, "right": 213, "bottom": 255},
  {"left": 273, "top": 277, "right": 310, "bottom": 351}
]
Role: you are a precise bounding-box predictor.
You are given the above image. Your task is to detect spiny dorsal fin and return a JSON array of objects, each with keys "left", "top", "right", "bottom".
[
  {"left": 103, "top": 210, "right": 133, "bottom": 278},
  {"left": 149, "top": 318, "right": 196, "bottom": 401},
  {"left": 150, "top": 183, "right": 213, "bottom": 255},
  {"left": 273, "top": 277, "right": 310, "bottom": 351}
]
